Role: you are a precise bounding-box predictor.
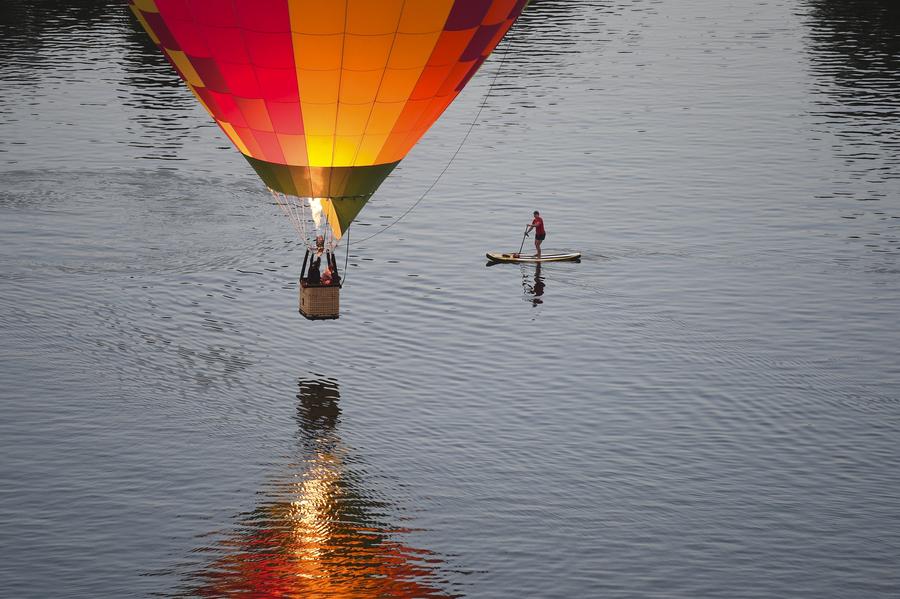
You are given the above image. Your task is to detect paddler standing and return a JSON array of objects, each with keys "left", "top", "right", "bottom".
[{"left": 525, "top": 210, "right": 546, "bottom": 258}]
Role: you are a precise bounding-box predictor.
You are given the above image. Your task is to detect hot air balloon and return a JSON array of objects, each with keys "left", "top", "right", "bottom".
[{"left": 129, "top": 0, "right": 527, "bottom": 318}]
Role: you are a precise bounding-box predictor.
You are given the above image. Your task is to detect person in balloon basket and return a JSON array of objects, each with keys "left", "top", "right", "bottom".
[
  {"left": 525, "top": 210, "right": 546, "bottom": 258},
  {"left": 320, "top": 264, "right": 334, "bottom": 286},
  {"left": 306, "top": 255, "right": 336, "bottom": 286},
  {"left": 305, "top": 235, "right": 329, "bottom": 286},
  {"left": 307, "top": 255, "right": 321, "bottom": 285}
]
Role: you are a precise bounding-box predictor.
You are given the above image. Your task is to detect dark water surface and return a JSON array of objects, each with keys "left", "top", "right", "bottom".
[{"left": 2, "top": 1, "right": 900, "bottom": 597}]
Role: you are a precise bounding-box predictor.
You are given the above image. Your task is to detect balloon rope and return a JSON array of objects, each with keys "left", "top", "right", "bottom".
[
  {"left": 292, "top": 197, "right": 308, "bottom": 244},
  {"left": 273, "top": 191, "right": 314, "bottom": 246},
  {"left": 273, "top": 191, "right": 300, "bottom": 239},
  {"left": 277, "top": 191, "right": 307, "bottom": 242},
  {"left": 341, "top": 226, "right": 351, "bottom": 287},
  {"left": 354, "top": 31, "right": 517, "bottom": 244}
]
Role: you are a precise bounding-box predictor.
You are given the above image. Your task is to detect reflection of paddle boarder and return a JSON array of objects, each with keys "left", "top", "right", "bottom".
[
  {"left": 533, "top": 264, "right": 545, "bottom": 299},
  {"left": 523, "top": 263, "right": 545, "bottom": 306},
  {"left": 525, "top": 210, "right": 546, "bottom": 258}
]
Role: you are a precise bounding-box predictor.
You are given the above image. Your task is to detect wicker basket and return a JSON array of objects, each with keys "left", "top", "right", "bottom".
[{"left": 299, "top": 281, "right": 340, "bottom": 320}]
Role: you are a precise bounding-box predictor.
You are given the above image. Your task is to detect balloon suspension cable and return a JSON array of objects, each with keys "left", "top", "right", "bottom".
[
  {"left": 271, "top": 190, "right": 339, "bottom": 253},
  {"left": 342, "top": 227, "right": 351, "bottom": 286},
  {"left": 271, "top": 190, "right": 305, "bottom": 241},
  {"left": 354, "top": 30, "right": 518, "bottom": 244}
]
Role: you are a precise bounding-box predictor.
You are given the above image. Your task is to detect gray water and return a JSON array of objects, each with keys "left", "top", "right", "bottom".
[{"left": 2, "top": 0, "right": 899, "bottom": 597}]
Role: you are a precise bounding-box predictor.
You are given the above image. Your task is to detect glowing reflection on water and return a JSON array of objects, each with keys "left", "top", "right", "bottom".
[{"left": 183, "top": 379, "right": 453, "bottom": 599}]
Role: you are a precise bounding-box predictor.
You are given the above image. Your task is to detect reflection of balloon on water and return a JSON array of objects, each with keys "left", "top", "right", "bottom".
[
  {"left": 184, "top": 378, "right": 454, "bottom": 598},
  {"left": 129, "top": 0, "right": 527, "bottom": 251}
]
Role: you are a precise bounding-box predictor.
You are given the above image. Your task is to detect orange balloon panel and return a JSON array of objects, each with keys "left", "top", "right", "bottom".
[{"left": 130, "top": 0, "right": 526, "bottom": 200}]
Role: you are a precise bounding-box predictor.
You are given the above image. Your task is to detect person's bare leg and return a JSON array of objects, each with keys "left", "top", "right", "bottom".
[{"left": 535, "top": 238, "right": 542, "bottom": 258}]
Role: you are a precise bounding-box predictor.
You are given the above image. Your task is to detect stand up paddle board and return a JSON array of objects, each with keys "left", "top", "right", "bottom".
[{"left": 486, "top": 252, "right": 581, "bottom": 264}]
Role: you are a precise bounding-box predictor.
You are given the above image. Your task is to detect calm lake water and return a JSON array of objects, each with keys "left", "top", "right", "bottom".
[{"left": 2, "top": 0, "right": 899, "bottom": 597}]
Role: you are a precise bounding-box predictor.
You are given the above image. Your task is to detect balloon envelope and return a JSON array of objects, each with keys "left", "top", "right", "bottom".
[{"left": 130, "top": 0, "right": 526, "bottom": 234}]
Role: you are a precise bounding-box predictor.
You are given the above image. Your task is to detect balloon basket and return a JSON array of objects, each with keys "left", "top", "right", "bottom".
[{"left": 299, "top": 281, "right": 340, "bottom": 320}]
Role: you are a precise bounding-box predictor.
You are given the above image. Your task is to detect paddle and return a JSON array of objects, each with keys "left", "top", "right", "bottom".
[{"left": 515, "top": 226, "right": 529, "bottom": 258}]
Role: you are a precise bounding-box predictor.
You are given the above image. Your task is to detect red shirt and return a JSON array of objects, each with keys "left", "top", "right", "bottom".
[{"left": 532, "top": 216, "right": 545, "bottom": 236}]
